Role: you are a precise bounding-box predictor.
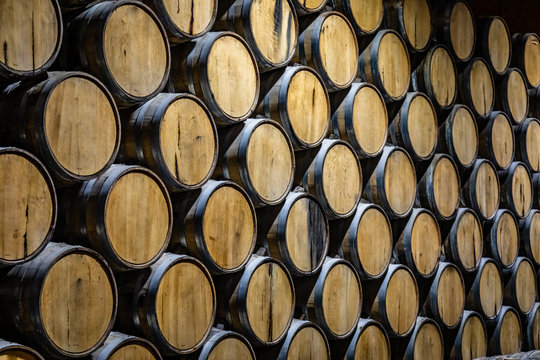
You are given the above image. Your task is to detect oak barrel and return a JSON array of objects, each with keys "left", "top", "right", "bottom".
[
  {"left": 403, "top": 317, "right": 444, "bottom": 360},
  {"left": 276, "top": 319, "right": 330, "bottom": 360},
  {"left": 500, "top": 162, "right": 533, "bottom": 219},
  {"left": 333, "top": 0, "right": 384, "bottom": 37},
  {"left": 512, "top": 33, "right": 540, "bottom": 88},
  {"left": 476, "top": 16, "right": 512, "bottom": 75},
  {"left": 188, "top": 328, "right": 255, "bottom": 360},
  {"left": 345, "top": 319, "right": 391, "bottom": 360},
  {"left": 121, "top": 93, "right": 218, "bottom": 192},
  {"left": 485, "top": 209, "right": 520, "bottom": 269},
  {"left": 385, "top": 0, "right": 432, "bottom": 53},
  {"left": 60, "top": 164, "right": 172, "bottom": 271},
  {"left": 459, "top": 57, "right": 495, "bottom": 119},
  {"left": 444, "top": 208, "right": 484, "bottom": 273},
  {"left": 503, "top": 257, "right": 537, "bottom": 315},
  {"left": 525, "top": 303, "right": 540, "bottom": 350},
  {"left": 115, "top": 253, "right": 216, "bottom": 355},
  {"left": 88, "top": 332, "right": 162, "bottom": 360},
  {"left": 289, "top": 0, "right": 326, "bottom": 15},
  {"left": 0, "top": 243, "right": 117, "bottom": 359},
  {"left": 520, "top": 210, "right": 540, "bottom": 266},
  {"left": 66, "top": 1, "right": 170, "bottom": 107},
  {"left": 487, "top": 306, "right": 522, "bottom": 356},
  {"left": 479, "top": 111, "right": 515, "bottom": 170},
  {"left": 466, "top": 258, "right": 503, "bottom": 320},
  {"left": 462, "top": 159, "right": 500, "bottom": 220},
  {"left": 0, "top": 71, "right": 120, "bottom": 184},
  {"left": 496, "top": 68, "right": 529, "bottom": 124},
  {"left": 515, "top": 118, "right": 540, "bottom": 173},
  {"left": 0, "top": 147, "right": 56, "bottom": 267},
  {"left": 331, "top": 82, "right": 388, "bottom": 158},
  {"left": 450, "top": 311, "right": 488, "bottom": 360},
  {"left": 438, "top": 104, "right": 479, "bottom": 169},
  {"left": 0, "top": 339, "right": 44, "bottom": 360}
]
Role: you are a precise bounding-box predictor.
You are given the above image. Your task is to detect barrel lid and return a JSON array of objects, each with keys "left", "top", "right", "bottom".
[
  {"left": 462, "top": 58, "right": 495, "bottom": 118},
  {"left": 511, "top": 257, "right": 537, "bottom": 314},
  {"left": 470, "top": 159, "right": 499, "bottom": 220},
  {"left": 401, "top": 0, "right": 432, "bottom": 52},
  {"left": 347, "top": 319, "right": 390, "bottom": 360},
  {"left": 91, "top": 332, "right": 162, "bottom": 360},
  {"left": 475, "top": 258, "right": 503, "bottom": 319},
  {"left": 486, "top": 112, "right": 515, "bottom": 169},
  {"left": 291, "top": 0, "right": 326, "bottom": 14},
  {"left": 278, "top": 320, "right": 330, "bottom": 360},
  {"left": 343, "top": 0, "right": 384, "bottom": 35},
  {"left": 503, "top": 68, "right": 529, "bottom": 124},
  {"left": 430, "top": 154, "right": 460, "bottom": 219},
  {"left": 522, "top": 33, "right": 540, "bottom": 88},
  {"left": 522, "top": 210, "right": 540, "bottom": 265},
  {"left": 448, "top": 1, "right": 476, "bottom": 62},
  {"left": 198, "top": 329, "right": 255, "bottom": 360},
  {"left": 427, "top": 45, "right": 457, "bottom": 109},
  {"left": 450, "top": 208, "right": 483, "bottom": 272},
  {"left": 154, "top": 0, "right": 217, "bottom": 40},
  {"left": 445, "top": 105, "right": 479, "bottom": 168},
  {"left": 0, "top": 339, "right": 45, "bottom": 360},
  {"left": 506, "top": 162, "right": 533, "bottom": 218},
  {"left": 406, "top": 318, "right": 444, "bottom": 360},
  {"left": 526, "top": 303, "right": 540, "bottom": 350},
  {"left": 432, "top": 263, "right": 465, "bottom": 328},
  {"left": 493, "top": 306, "right": 522, "bottom": 355},
  {"left": 486, "top": 17, "right": 511, "bottom": 74},
  {"left": 520, "top": 118, "right": 540, "bottom": 172},
  {"left": 404, "top": 209, "right": 441, "bottom": 277},
  {"left": 490, "top": 209, "right": 519, "bottom": 268},
  {"left": 452, "top": 311, "right": 488, "bottom": 360},
  {"left": 376, "top": 30, "right": 411, "bottom": 101}
]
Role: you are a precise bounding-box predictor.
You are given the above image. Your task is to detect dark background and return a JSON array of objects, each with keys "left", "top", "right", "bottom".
[{"left": 468, "top": 0, "right": 540, "bottom": 35}]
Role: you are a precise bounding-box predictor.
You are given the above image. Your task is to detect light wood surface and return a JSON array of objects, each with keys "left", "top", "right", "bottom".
[
  {"left": 402, "top": 0, "right": 431, "bottom": 51},
  {"left": 456, "top": 211, "right": 483, "bottom": 271},
  {"left": 385, "top": 268, "right": 419, "bottom": 336},
  {"left": 469, "top": 59, "right": 494, "bottom": 117},
  {"left": 0, "top": 153, "right": 53, "bottom": 262},
  {"left": 525, "top": 118, "right": 540, "bottom": 171},
  {"left": 506, "top": 69, "right": 528, "bottom": 123},
  {"left": 322, "top": 144, "right": 361, "bottom": 216},
  {"left": 0, "top": 0, "right": 59, "bottom": 72},
  {"left": 491, "top": 112, "right": 514, "bottom": 169},
  {"left": 377, "top": 31, "right": 410, "bottom": 99},
  {"left": 207, "top": 337, "right": 253, "bottom": 360},
  {"left": 514, "top": 259, "right": 536, "bottom": 313},
  {"left": 246, "top": 262, "right": 293, "bottom": 343},
  {"left": 433, "top": 156, "right": 460, "bottom": 218},
  {"left": 351, "top": 85, "right": 388, "bottom": 156},
  {"left": 452, "top": 106, "right": 478, "bottom": 167},
  {"left": 353, "top": 324, "right": 390, "bottom": 360},
  {"left": 286, "top": 325, "right": 328, "bottom": 360},
  {"left": 437, "top": 266, "right": 465, "bottom": 327},
  {"left": 322, "top": 263, "right": 361, "bottom": 336},
  {"left": 407, "top": 94, "right": 437, "bottom": 158},
  {"left": 488, "top": 18, "right": 511, "bottom": 73},
  {"left": 44, "top": 76, "right": 118, "bottom": 176},
  {"left": 411, "top": 212, "right": 441, "bottom": 276},
  {"left": 155, "top": 261, "right": 215, "bottom": 350},
  {"left": 0, "top": 350, "right": 42, "bottom": 360},
  {"left": 383, "top": 149, "right": 417, "bottom": 217},
  {"left": 294, "top": 0, "right": 325, "bottom": 12},
  {"left": 356, "top": 207, "right": 393, "bottom": 278},
  {"left": 533, "top": 306, "right": 540, "bottom": 349},
  {"left": 202, "top": 185, "right": 255, "bottom": 270},
  {"left": 528, "top": 212, "right": 540, "bottom": 264},
  {"left": 105, "top": 172, "right": 170, "bottom": 265},
  {"left": 104, "top": 4, "right": 168, "bottom": 97},
  {"left": 108, "top": 344, "right": 158, "bottom": 360},
  {"left": 161, "top": 0, "right": 216, "bottom": 37},
  {"left": 246, "top": 123, "right": 293, "bottom": 203},
  {"left": 430, "top": 46, "right": 456, "bottom": 107},
  {"left": 350, "top": 0, "right": 383, "bottom": 33},
  {"left": 206, "top": 34, "right": 258, "bottom": 119},
  {"left": 479, "top": 261, "right": 503, "bottom": 318},
  {"left": 160, "top": 97, "right": 216, "bottom": 186},
  {"left": 510, "top": 163, "right": 533, "bottom": 217},
  {"left": 40, "top": 253, "right": 114, "bottom": 353},
  {"left": 459, "top": 314, "right": 488, "bottom": 360},
  {"left": 449, "top": 2, "right": 475, "bottom": 61},
  {"left": 524, "top": 34, "right": 540, "bottom": 87},
  {"left": 496, "top": 211, "right": 519, "bottom": 267},
  {"left": 474, "top": 161, "right": 499, "bottom": 219},
  {"left": 413, "top": 322, "right": 443, "bottom": 360},
  {"left": 499, "top": 310, "right": 521, "bottom": 354}
]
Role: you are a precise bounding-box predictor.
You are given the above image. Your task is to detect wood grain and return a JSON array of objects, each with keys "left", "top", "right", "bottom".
[
  {"left": 495, "top": 211, "right": 519, "bottom": 267},
  {"left": 285, "top": 325, "right": 328, "bottom": 360},
  {"left": 433, "top": 155, "right": 460, "bottom": 219},
  {"left": 469, "top": 59, "right": 494, "bottom": 118},
  {"left": 377, "top": 31, "right": 411, "bottom": 99},
  {"left": 510, "top": 163, "right": 533, "bottom": 217},
  {"left": 430, "top": 46, "right": 456, "bottom": 107},
  {"left": 108, "top": 344, "right": 158, "bottom": 360},
  {"left": 479, "top": 261, "right": 503, "bottom": 318},
  {"left": 451, "top": 106, "right": 478, "bottom": 167},
  {"left": 410, "top": 212, "right": 441, "bottom": 276},
  {"left": 385, "top": 268, "right": 419, "bottom": 336},
  {"left": 349, "top": 0, "right": 384, "bottom": 33},
  {"left": 455, "top": 211, "right": 483, "bottom": 271},
  {"left": 207, "top": 337, "right": 253, "bottom": 360},
  {"left": 488, "top": 18, "right": 511, "bottom": 73},
  {"left": 498, "top": 309, "right": 521, "bottom": 354},
  {"left": 437, "top": 265, "right": 465, "bottom": 328},
  {"left": 449, "top": 2, "right": 475, "bottom": 61},
  {"left": 458, "top": 314, "right": 488, "bottom": 360},
  {"left": 161, "top": 0, "right": 216, "bottom": 37},
  {"left": 406, "top": 93, "right": 438, "bottom": 158},
  {"left": 490, "top": 112, "right": 514, "bottom": 169},
  {"left": 352, "top": 323, "right": 390, "bottom": 360},
  {"left": 506, "top": 69, "right": 528, "bottom": 123},
  {"left": 474, "top": 161, "right": 499, "bottom": 219},
  {"left": 524, "top": 34, "right": 540, "bottom": 88},
  {"left": 514, "top": 259, "right": 536, "bottom": 314},
  {"left": 402, "top": 0, "right": 431, "bottom": 51},
  {"left": 383, "top": 149, "right": 417, "bottom": 217},
  {"left": 525, "top": 118, "right": 540, "bottom": 171},
  {"left": 412, "top": 322, "right": 443, "bottom": 360}
]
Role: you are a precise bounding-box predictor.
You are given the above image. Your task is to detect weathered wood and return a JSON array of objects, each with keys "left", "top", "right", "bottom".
[
  {"left": 88, "top": 332, "right": 162, "bottom": 360},
  {"left": 503, "top": 257, "right": 537, "bottom": 315},
  {"left": 289, "top": 0, "right": 326, "bottom": 15},
  {"left": 444, "top": 208, "right": 484, "bottom": 273},
  {"left": 187, "top": 328, "right": 255, "bottom": 360},
  {"left": 438, "top": 104, "right": 479, "bottom": 169},
  {"left": 333, "top": 0, "right": 384, "bottom": 37},
  {"left": 479, "top": 111, "right": 515, "bottom": 170},
  {"left": 476, "top": 16, "right": 512, "bottom": 75},
  {"left": 275, "top": 319, "right": 330, "bottom": 359},
  {"left": 486, "top": 306, "right": 522, "bottom": 356},
  {"left": 459, "top": 58, "right": 495, "bottom": 119},
  {"left": 0, "top": 339, "right": 45, "bottom": 360},
  {"left": 512, "top": 33, "right": 540, "bottom": 88},
  {"left": 515, "top": 118, "right": 540, "bottom": 173},
  {"left": 520, "top": 210, "right": 540, "bottom": 266},
  {"left": 496, "top": 68, "right": 529, "bottom": 124},
  {"left": 500, "top": 162, "right": 533, "bottom": 219},
  {"left": 462, "top": 159, "right": 500, "bottom": 220},
  {"left": 385, "top": 0, "right": 432, "bottom": 53},
  {"left": 485, "top": 209, "right": 520, "bottom": 269},
  {"left": 466, "top": 258, "right": 504, "bottom": 320},
  {"left": 449, "top": 311, "right": 488, "bottom": 360},
  {"left": 525, "top": 303, "right": 540, "bottom": 350},
  {"left": 403, "top": 317, "right": 444, "bottom": 360},
  {"left": 345, "top": 319, "right": 391, "bottom": 360}
]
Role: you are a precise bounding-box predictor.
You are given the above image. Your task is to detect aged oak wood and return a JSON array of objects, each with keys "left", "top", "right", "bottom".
[
  {"left": 289, "top": 0, "right": 326, "bottom": 15},
  {"left": 192, "top": 329, "right": 255, "bottom": 360},
  {"left": 500, "top": 162, "right": 533, "bottom": 218},
  {"left": 444, "top": 208, "right": 484, "bottom": 273},
  {"left": 487, "top": 306, "right": 522, "bottom": 356},
  {"left": 486, "top": 209, "right": 520, "bottom": 269},
  {"left": 476, "top": 17, "right": 512, "bottom": 75},
  {"left": 0, "top": 339, "right": 45, "bottom": 360},
  {"left": 90, "top": 332, "right": 162, "bottom": 360},
  {"left": 277, "top": 319, "right": 330, "bottom": 360},
  {"left": 462, "top": 159, "right": 500, "bottom": 220},
  {"left": 386, "top": 0, "right": 432, "bottom": 53},
  {"left": 449, "top": 311, "right": 488, "bottom": 360},
  {"left": 345, "top": 319, "right": 391, "bottom": 360},
  {"left": 525, "top": 303, "right": 540, "bottom": 350},
  {"left": 516, "top": 118, "right": 540, "bottom": 172},
  {"left": 438, "top": 104, "right": 479, "bottom": 168},
  {"left": 333, "top": 0, "right": 384, "bottom": 36},
  {"left": 479, "top": 112, "right": 515, "bottom": 170},
  {"left": 433, "top": 1, "right": 476, "bottom": 62},
  {"left": 459, "top": 58, "right": 495, "bottom": 119},
  {"left": 520, "top": 210, "right": 540, "bottom": 266},
  {"left": 512, "top": 33, "right": 540, "bottom": 88},
  {"left": 466, "top": 258, "right": 503, "bottom": 320},
  {"left": 503, "top": 257, "right": 537, "bottom": 315},
  {"left": 404, "top": 317, "right": 444, "bottom": 360},
  {"left": 496, "top": 68, "right": 529, "bottom": 124}
]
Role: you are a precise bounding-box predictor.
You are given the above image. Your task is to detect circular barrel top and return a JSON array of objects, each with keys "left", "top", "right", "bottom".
[
  {"left": 405, "top": 93, "right": 438, "bottom": 159},
  {"left": 0, "top": 0, "right": 61, "bottom": 76},
  {"left": 514, "top": 258, "right": 537, "bottom": 314},
  {"left": 155, "top": 257, "right": 215, "bottom": 351},
  {"left": 206, "top": 336, "right": 253, "bottom": 360},
  {"left": 410, "top": 211, "right": 441, "bottom": 276},
  {"left": 402, "top": 0, "right": 431, "bottom": 51},
  {"left": 523, "top": 118, "right": 540, "bottom": 172},
  {"left": 465, "top": 59, "right": 494, "bottom": 118},
  {"left": 522, "top": 33, "right": 540, "bottom": 88},
  {"left": 160, "top": 0, "right": 216, "bottom": 40},
  {"left": 0, "top": 340, "right": 45, "bottom": 360},
  {"left": 106, "top": 343, "right": 159, "bottom": 360},
  {"left": 411, "top": 320, "right": 443, "bottom": 360},
  {"left": 498, "top": 308, "right": 522, "bottom": 354},
  {"left": 44, "top": 73, "right": 119, "bottom": 178},
  {"left": 508, "top": 163, "right": 533, "bottom": 217},
  {"left": 473, "top": 160, "right": 500, "bottom": 219},
  {"left": 454, "top": 210, "right": 483, "bottom": 271},
  {"left": 105, "top": 169, "right": 171, "bottom": 267},
  {"left": 245, "top": 260, "right": 294, "bottom": 343},
  {"left": 457, "top": 313, "right": 487, "bottom": 360},
  {"left": 528, "top": 304, "right": 540, "bottom": 350},
  {"left": 487, "top": 17, "right": 511, "bottom": 74},
  {"left": 202, "top": 183, "right": 256, "bottom": 272},
  {"left": 523, "top": 211, "right": 540, "bottom": 265},
  {"left": 432, "top": 156, "right": 460, "bottom": 219},
  {"left": 40, "top": 250, "right": 115, "bottom": 355},
  {"left": 489, "top": 112, "right": 515, "bottom": 169},
  {"left": 449, "top": 1, "right": 475, "bottom": 61},
  {"left": 383, "top": 267, "right": 419, "bottom": 336},
  {"left": 436, "top": 265, "right": 465, "bottom": 328},
  {"left": 429, "top": 46, "right": 457, "bottom": 108},
  {"left": 493, "top": 211, "right": 519, "bottom": 267},
  {"left": 103, "top": 2, "right": 169, "bottom": 99},
  {"left": 0, "top": 149, "right": 55, "bottom": 264},
  {"left": 282, "top": 323, "right": 329, "bottom": 360},
  {"left": 478, "top": 260, "right": 503, "bottom": 319},
  {"left": 347, "top": 0, "right": 384, "bottom": 34},
  {"left": 449, "top": 105, "right": 479, "bottom": 167},
  {"left": 504, "top": 69, "right": 529, "bottom": 124},
  {"left": 349, "top": 321, "right": 390, "bottom": 360},
  {"left": 159, "top": 95, "right": 217, "bottom": 188},
  {"left": 383, "top": 147, "right": 417, "bottom": 217},
  {"left": 293, "top": 0, "right": 326, "bottom": 13},
  {"left": 246, "top": 121, "right": 294, "bottom": 204},
  {"left": 377, "top": 31, "right": 411, "bottom": 100}
]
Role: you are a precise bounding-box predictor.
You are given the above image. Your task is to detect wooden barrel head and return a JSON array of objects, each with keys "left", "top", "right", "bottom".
[
  {"left": 514, "top": 259, "right": 537, "bottom": 314},
  {"left": 436, "top": 265, "right": 465, "bottom": 328},
  {"left": 105, "top": 170, "right": 171, "bottom": 267},
  {"left": 159, "top": 96, "right": 217, "bottom": 188},
  {"left": 206, "top": 337, "right": 253, "bottom": 360},
  {"left": 498, "top": 309, "right": 522, "bottom": 354},
  {"left": 523, "top": 34, "right": 540, "bottom": 88},
  {"left": 246, "top": 122, "right": 294, "bottom": 204},
  {"left": 246, "top": 261, "right": 294, "bottom": 343},
  {"left": 473, "top": 161, "right": 500, "bottom": 219},
  {"left": 0, "top": 0, "right": 61, "bottom": 76},
  {"left": 504, "top": 69, "right": 529, "bottom": 124},
  {"left": 478, "top": 261, "right": 503, "bottom": 318},
  {"left": 524, "top": 212, "right": 540, "bottom": 265},
  {"left": 159, "top": 0, "right": 216, "bottom": 40},
  {"left": 202, "top": 184, "right": 256, "bottom": 272},
  {"left": 410, "top": 211, "right": 441, "bottom": 276},
  {"left": 407, "top": 93, "right": 438, "bottom": 159},
  {"left": 349, "top": 321, "right": 390, "bottom": 360},
  {"left": 346, "top": 0, "right": 384, "bottom": 35},
  {"left": 284, "top": 324, "right": 329, "bottom": 360},
  {"left": 494, "top": 211, "right": 519, "bottom": 267},
  {"left": 104, "top": 3, "right": 169, "bottom": 98},
  {"left": 377, "top": 31, "right": 411, "bottom": 100},
  {"left": 449, "top": 1, "right": 475, "bottom": 61},
  {"left": 527, "top": 304, "right": 540, "bottom": 350},
  {"left": 433, "top": 157, "right": 460, "bottom": 219},
  {"left": 383, "top": 148, "right": 417, "bottom": 217},
  {"left": 383, "top": 267, "right": 419, "bottom": 336},
  {"left": 451, "top": 106, "right": 479, "bottom": 167},
  {"left": 508, "top": 163, "right": 533, "bottom": 217},
  {"left": 155, "top": 259, "right": 215, "bottom": 351},
  {"left": 292, "top": 0, "right": 326, "bottom": 14},
  {"left": 488, "top": 18, "right": 511, "bottom": 74},
  {"left": 411, "top": 321, "right": 444, "bottom": 360},
  {"left": 0, "top": 340, "right": 45, "bottom": 360},
  {"left": 402, "top": 0, "right": 431, "bottom": 51},
  {"left": 465, "top": 59, "right": 494, "bottom": 118},
  {"left": 490, "top": 112, "right": 515, "bottom": 169},
  {"left": 457, "top": 313, "right": 488, "bottom": 360},
  {"left": 454, "top": 210, "right": 483, "bottom": 271},
  {"left": 524, "top": 118, "right": 540, "bottom": 172},
  {"left": 430, "top": 46, "right": 457, "bottom": 108},
  {"left": 44, "top": 74, "right": 119, "bottom": 177},
  {"left": 0, "top": 150, "right": 55, "bottom": 264},
  {"left": 40, "top": 252, "right": 115, "bottom": 355},
  {"left": 107, "top": 344, "right": 159, "bottom": 360}
]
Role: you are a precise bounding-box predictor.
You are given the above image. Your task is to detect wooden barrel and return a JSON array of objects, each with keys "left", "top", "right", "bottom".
[
  {"left": 444, "top": 208, "right": 484, "bottom": 273},
  {"left": 525, "top": 303, "right": 540, "bottom": 350},
  {"left": 479, "top": 111, "right": 515, "bottom": 170},
  {"left": 466, "top": 258, "right": 503, "bottom": 320},
  {"left": 359, "top": 29, "right": 411, "bottom": 102},
  {"left": 500, "top": 162, "right": 533, "bottom": 219},
  {"left": 264, "top": 190, "right": 329, "bottom": 277},
  {"left": 515, "top": 118, "right": 540, "bottom": 173},
  {"left": 385, "top": 0, "right": 432, "bottom": 53},
  {"left": 333, "top": 0, "right": 384, "bottom": 37},
  {"left": 411, "top": 45, "right": 457, "bottom": 110},
  {"left": 432, "top": 0, "right": 476, "bottom": 62},
  {"left": 341, "top": 202, "right": 393, "bottom": 280},
  {"left": 0, "top": 339, "right": 44, "bottom": 360},
  {"left": 173, "top": 180, "right": 256, "bottom": 275},
  {"left": 0, "top": 72, "right": 120, "bottom": 184},
  {"left": 462, "top": 159, "right": 500, "bottom": 220},
  {"left": 520, "top": 210, "right": 540, "bottom": 266},
  {"left": 219, "top": 118, "right": 294, "bottom": 207},
  {"left": 424, "top": 262, "right": 466, "bottom": 329},
  {"left": 345, "top": 319, "right": 391, "bottom": 360},
  {"left": 459, "top": 58, "right": 495, "bottom": 119},
  {"left": 61, "top": 164, "right": 172, "bottom": 271},
  {"left": 403, "top": 317, "right": 444, "bottom": 360},
  {"left": 0, "top": 0, "right": 62, "bottom": 78},
  {"left": 88, "top": 332, "right": 162, "bottom": 360},
  {"left": 364, "top": 146, "right": 417, "bottom": 219},
  {"left": 289, "top": 0, "right": 326, "bottom": 15},
  {"left": 303, "top": 139, "right": 362, "bottom": 219},
  {"left": 395, "top": 208, "right": 442, "bottom": 278},
  {"left": 259, "top": 65, "right": 330, "bottom": 149},
  {"left": 476, "top": 16, "right": 512, "bottom": 75},
  {"left": 332, "top": 82, "right": 388, "bottom": 158},
  {"left": 171, "top": 31, "right": 259, "bottom": 125},
  {"left": 276, "top": 319, "right": 330, "bottom": 359},
  {"left": 450, "top": 311, "right": 488, "bottom": 360},
  {"left": 371, "top": 264, "right": 419, "bottom": 338},
  {"left": 529, "top": 86, "right": 540, "bottom": 120},
  {"left": 188, "top": 328, "right": 255, "bottom": 360},
  {"left": 0, "top": 243, "right": 117, "bottom": 358},
  {"left": 512, "top": 33, "right": 540, "bottom": 88},
  {"left": 115, "top": 253, "right": 216, "bottom": 355},
  {"left": 485, "top": 209, "right": 520, "bottom": 269},
  {"left": 121, "top": 93, "right": 218, "bottom": 191},
  {"left": 487, "top": 306, "right": 522, "bottom": 356},
  {"left": 307, "top": 257, "right": 362, "bottom": 339},
  {"left": 215, "top": 0, "right": 298, "bottom": 71},
  {"left": 496, "top": 68, "right": 529, "bottom": 124},
  {"left": 143, "top": 0, "right": 216, "bottom": 43},
  {"left": 66, "top": 1, "right": 170, "bottom": 107},
  {"left": 218, "top": 255, "right": 294, "bottom": 346},
  {"left": 388, "top": 92, "right": 438, "bottom": 162},
  {"left": 0, "top": 147, "right": 56, "bottom": 267},
  {"left": 418, "top": 154, "right": 460, "bottom": 220},
  {"left": 503, "top": 257, "right": 537, "bottom": 315},
  {"left": 294, "top": 11, "right": 358, "bottom": 91},
  {"left": 438, "top": 105, "right": 479, "bottom": 169}
]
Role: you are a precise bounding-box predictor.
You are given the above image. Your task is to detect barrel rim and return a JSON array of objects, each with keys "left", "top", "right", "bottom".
[
  {"left": 477, "top": 16, "right": 512, "bottom": 75},
  {"left": 467, "top": 158, "right": 500, "bottom": 220},
  {"left": 488, "top": 209, "right": 519, "bottom": 269},
  {"left": 197, "top": 328, "right": 255, "bottom": 359},
  {"left": 404, "top": 317, "right": 444, "bottom": 360},
  {"left": 488, "top": 305, "right": 522, "bottom": 355},
  {"left": 521, "top": 209, "right": 540, "bottom": 266},
  {"left": 277, "top": 319, "right": 330, "bottom": 359},
  {"left": 291, "top": 0, "right": 327, "bottom": 15},
  {"left": 338, "top": 0, "right": 384, "bottom": 36},
  {"left": 470, "top": 257, "right": 503, "bottom": 320},
  {"left": 500, "top": 67, "right": 529, "bottom": 124},
  {"left": 480, "top": 111, "right": 515, "bottom": 170},
  {"left": 0, "top": 339, "right": 46, "bottom": 360},
  {"left": 503, "top": 161, "right": 533, "bottom": 219},
  {"left": 346, "top": 318, "right": 391, "bottom": 359},
  {"left": 92, "top": 332, "right": 162, "bottom": 360},
  {"left": 446, "top": 207, "right": 484, "bottom": 273},
  {"left": 420, "top": 44, "right": 458, "bottom": 109},
  {"left": 526, "top": 302, "right": 540, "bottom": 349},
  {"left": 505, "top": 256, "right": 537, "bottom": 314},
  {"left": 517, "top": 117, "right": 540, "bottom": 173},
  {"left": 427, "top": 261, "right": 465, "bottom": 329},
  {"left": 450, "top": 310, "right": 488, "bottom": 359},
  {"left": 423, "top": 153, "right": 460, "bottom": 220},
  {"left": 435, "top": 0, "right": 476, "bottom": 62},
  {"left": 459, "top": 57, "right": 495, "bottom": 119},
  {"left": 513, "top": 32, "right": 540, "bottom": 88}
]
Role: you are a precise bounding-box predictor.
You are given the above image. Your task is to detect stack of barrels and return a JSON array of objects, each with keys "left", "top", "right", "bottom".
[{"left": 0, "top": 0, "right": 539, "bottom": 359}]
